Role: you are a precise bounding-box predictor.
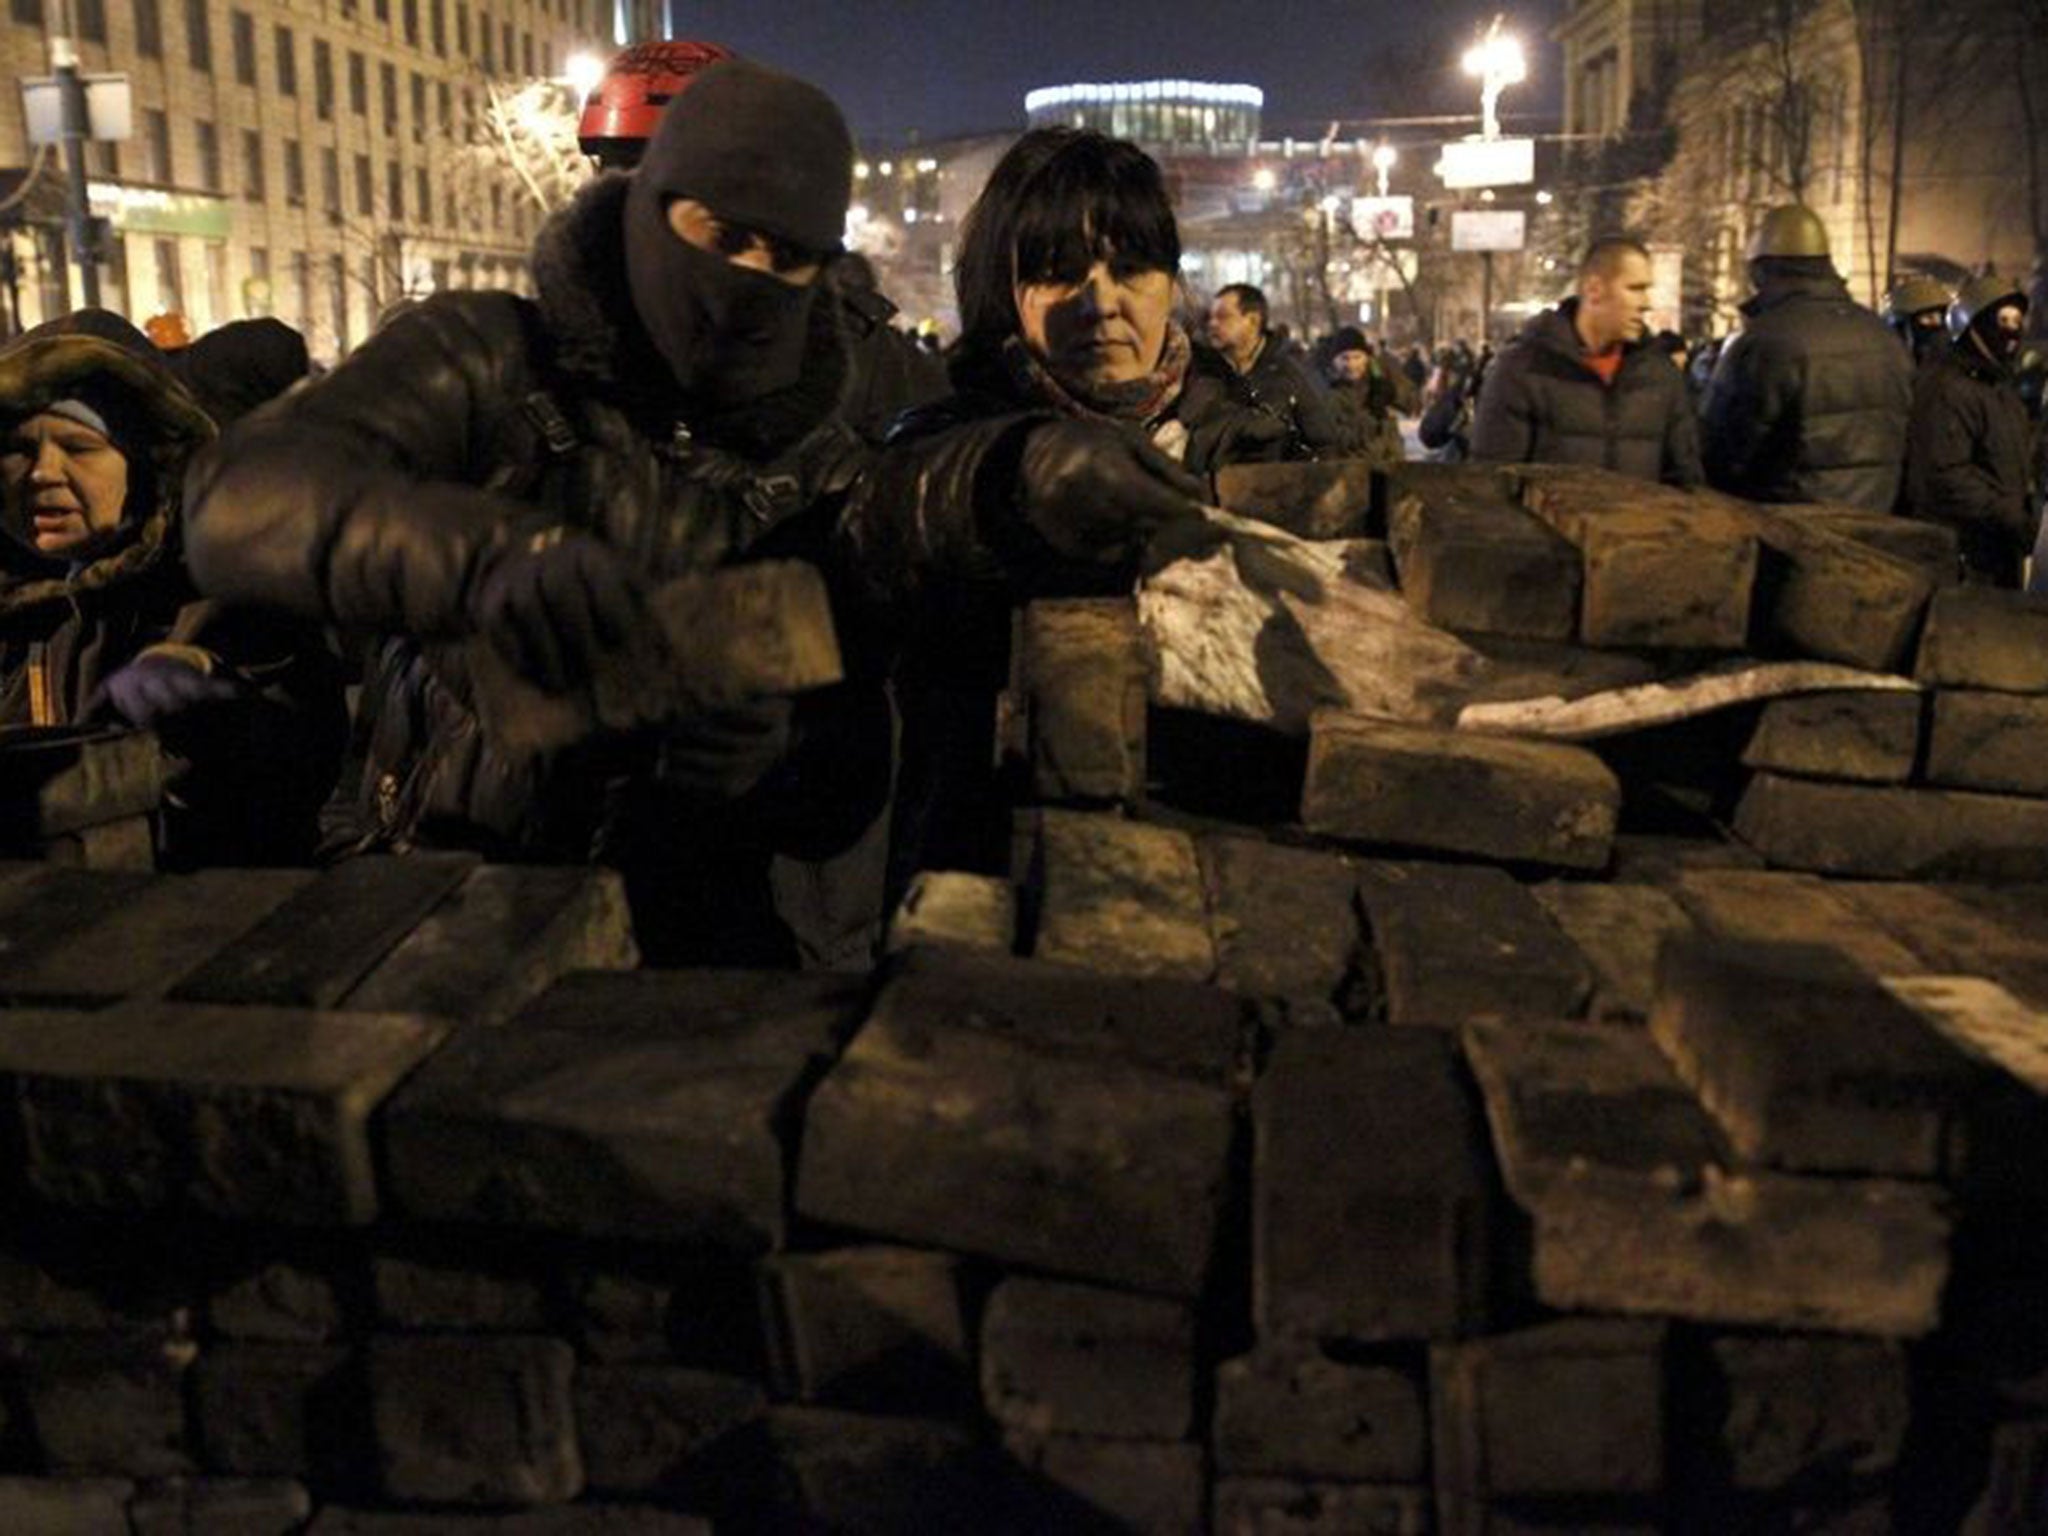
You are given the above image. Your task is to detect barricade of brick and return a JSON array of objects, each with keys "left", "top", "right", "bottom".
[
  {"left": 758, "top": 1247, "right": 971, "bottom": 1413},
  {"left": 1198, "top": 834, "right": 1364, "bottom": 1004},
  {"left": 1734, "top": 772, "right": 2048, "bottom": 880},
  {"left": 1358, "top": 860, "right": 1592, "bottom": 1025},
  {"left": 1216, "top": 458, "right": 1383, "bottom": 538},
  {"left": 1017, "top": 599, "right": 1150, "bottom": 806},
  {"left": 1386, "top": 479, "right": 1580, "bottom": 641},
  {"left": 1740, "top": 690, "right": 1923, "bottom": 784},
  {"left": 1026, "top": 808, "right": 1217, "bottom": 980},
  {"left": 1926, "top": 690, "right": 2048, "bottom": 796},
  {"left": 367, "top": 1335, "right": 581, "bottom": 1506},
  {"left": 1916, "top": 585, "right": 2048, "bottom": 690},
  {"left": 1214, "top": 1351, "right": 1429, "bottom": 1483},
  {"left": 1533, "top": 880, "right": 1694, "bottom": 1022}
]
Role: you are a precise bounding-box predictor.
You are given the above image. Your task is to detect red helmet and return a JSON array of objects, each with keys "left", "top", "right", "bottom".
[{"left": 576, "top": 40, "right": 735, "bottom": 168}]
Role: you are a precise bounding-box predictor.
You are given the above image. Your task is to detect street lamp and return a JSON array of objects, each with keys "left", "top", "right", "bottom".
[
  {"left": 1372, "top": 144, "right": 1397, "bottom": 198},
  {"left": 1461, "top": 17, "right": 1527, "bottom": 142},
  {"left": 564, "top": 49, "right": 605, "bottom": 101}
]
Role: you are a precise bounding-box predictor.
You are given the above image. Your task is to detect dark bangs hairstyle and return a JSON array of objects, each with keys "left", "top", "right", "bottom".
[{"left": 954, "top": 128, "right": 1182, "bottom": 354}]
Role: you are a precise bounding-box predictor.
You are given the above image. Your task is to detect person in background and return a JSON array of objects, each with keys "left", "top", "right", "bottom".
[
  {"left": 1702, "top": 205, "right": 1911, "bottom": 511},
  {"left": 1324, "top": 326, "right": 1405, "bottom": 464},
  {"left": 1883, "top": 275, "right": 1953, "bottom": 369},
  {"left": 1471, "top": 235, "right": 1701, "bottom": 486},
  {"left": 165, "top": 317, "right": 314, "bottom": 429},
  {"left": 1208, "top": 282, "right": 1347, "bottom": 457},
  {"left": 0, "top": 310, "right": 344, "bottom": 864}
]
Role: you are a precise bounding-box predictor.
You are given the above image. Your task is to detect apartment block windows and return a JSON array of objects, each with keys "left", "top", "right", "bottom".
[
  {"left": 456, "top": 2, "right": 468, "bottom": 54},
  {"left": 431, "top": 0, "right": 445, "bottom": 54},
  {"left": 314, "top": 40, "right": 334, "bottom": 121},
  {"left": 241, "top": 129, "right": 264, "bottom": 201},
  {"left": 411, "top": 72, "right": 426, "bottom": 144},
  {"left": 349, "top": 50, "right": 367, "bottom": 115},
  {"left": 133, "top": 0, "right": 163, "bottom": 59},
  {"left": 415, "top": 167, "right": 430, "bottom": 229},
  {"left": 355, "top": 153, "right": 372, "bottom": 216},
  {"left": 195, "top": 120, "right": 221, "bottom": 193},
  {"left": 230, "top": 9, "right": 255, "bottom": 84},
  {"left": 143, "top": 109, "right": 171, "bottom": 183},
  {"left": 184, "top": 0, "right": 211, "bottom": 71},
  {"left": 76, "top": 0, "right": 106, "bottom": 43},
  {"left": 275, "top": 25, "right": 297, "bottom": 97},
  {"left": 381, "top": 63, "right": 398, "bottom": 136},
  {"left": 402, "top": 0, "right": 418, "bottom": 45},
  {"left": 322, "top": 147, "right": 341, "bottom": 218},
  {"left": 284, "top": 138, "right": 305, "bottom": 207},
  {"left": 12, "top": 0, "right": 45, "bottom": 31},
  {"left": 387, "top": 161, "right": 403, "bottom": 222},
  {"left": 155, "top": 238, "right": 184, "bottom": 314}
]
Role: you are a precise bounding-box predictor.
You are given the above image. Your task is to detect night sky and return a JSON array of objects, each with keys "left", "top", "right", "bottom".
[{"left": 661, "top": 1, "right": 1567, "bottom": 143}]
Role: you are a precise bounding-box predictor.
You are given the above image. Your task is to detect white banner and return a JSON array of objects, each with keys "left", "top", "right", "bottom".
[
  {"left": 1451, "top": 210, "right": 1526, "bottom": 253},
  {"left": 1436, "top": 136, "right": 1534, "bottom": 189},
  {"left": 1351, "top": 195, "right": 1414, "bottom": 242}
]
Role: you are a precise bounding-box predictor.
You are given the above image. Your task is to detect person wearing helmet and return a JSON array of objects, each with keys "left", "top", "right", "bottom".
[
  {"left": 1883, "top": 275, "right": 1952, "bottom": 368},
  {"left": 575, "top": 40, "right": 734, "bottom": 171},
  {"left": 1701, "top": 205, "right": 1912, "bottom": 512},
  {"left": 1904, "top": 274, "right": 2036, "bottom": 586}
]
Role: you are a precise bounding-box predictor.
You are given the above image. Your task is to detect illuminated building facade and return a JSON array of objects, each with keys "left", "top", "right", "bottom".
[{"left": 1024, "top": 80, "right": 1262, "bottom": 149}]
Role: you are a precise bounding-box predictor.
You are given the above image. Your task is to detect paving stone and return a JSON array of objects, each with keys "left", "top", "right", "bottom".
[
  {"left": 1926, "top": 689, "right": 2048, "bottom": 795},
  {"left": 1743, "top": 509, "right": 1934, "bottom": 671},
  {"left": 307, "top": 1511, "right": 711, "bottom": 1534},
  {"left": 1605, "top": 834, "right": 1764, "bottom": 885},
  {"left": 1916, "top": 584, "right": 2048, "bottom": 690},
  {"left": 0, "top": 726, "right": 163, "bottom": 838},
  {"left": 39, "top": 813, "right": 156, "bottom": 868},
  {"left": 170, "top": 853, "right": 476, "bottom": 1009},
  {"left": 1649, "top": 936, "right": 1978, "bottom": 1176},
  {"left": 1464, "top": 1020, "right": 1951, "bottom": 1336},
  {"left": 1837, "top": 881, "right": 2048, "bottom": 983},
  {"left": 0, "top": 1240, "right": 193, "bottom": 1337},
  {"left": 367, "top": 1335, "right": 581, "bottom": 1506},
  {"left": 19, "top": 1334, "right": 194, "bottom": 1476},
  {"left": 193, "top": 1344, "right": 354, "bottom": 1479},
  {"left": 1532, "top": 882, "right": 1693, "bottom": 1022},
  {"left": 567, "top": 1257, "right": 763, "bottom": 1375},
  {"left": 759, "top": 1246, "right": 971, "bottom": 1412},
  {"left": 345, "top": 864, "right": 637, "bottom": 1025},
  {"left": 571, "top": 1365, "right": 764, "bottom": 1498},
  {"left": 1878, "top": 976, "right": 2048, "bottom": 1100},
  {"left": 980, "top": 1276, "right": 1195, "bottom": 1440},
  {"left": 1703, "top": 1335, "right": 1909, "bottom": 1493},
  {"left": 1214, "top": 1351, "right": 1427, "bottom": 1481},
  {"left": 1739, "top": 691, "right": 1923, "bottom": 785},
  {"left": 207, "top": 1262, "right": 343, "bottom": 1343},
  {"left": 1305, "top": 715, "right": 1619, "bottom": 869},
  {"left": 1199, "top": 835, "right": 1363, "bottom": 1002},
  {"left": 0, "top": 867, "right": 309, "bottom": 1005},
  {"left": 382, "top": 969, "right": 862, "bottom": 1248},
  {"left": 1670, "top": 868, "right": 1923, "bottom": 975},
  {"left": 1386, "top": 482, "right": 1579, "bottom": 640},
  {"left": 127, "top": 1476, "right": 313, "bottom": 1535},
  {"left": 885, "top": 870, "right": 1016, "bottom": 956},
  {"left": 1519, "top": 474, "right": 1757, "bottom": 649},
  {"left": 1212, "top": 1479, "right": 1432, "bottom": 1534},
  {"left": 0, "top": 1002, "right": 443, "bottom": 1225},
  {"left": 0, "top": 1476, "right": 135, "bottom": 1536},
  {"left": 371, "top": 1256, "right": 549, "bottom": 1332},
  {"left": 1735, "top": 772, "right": 2048, "bottom": 880},
  {"left": 757, "top": 1407, "right": 992, "bottom": 1532},
  {"left": 1216, "top": 458, "right": 1382, "bottom": 538},
  {"left": 568, "top": 1269, "right": 674, "bottom": 1364},
  {"left": 1028, "top": 809, "right": 1216, "bottom": 980},
  {"left": 1357, "top": 860, "right": 1591, "bottom": 1025},
  {"left": 1255, "top": 1029, "right": 1491, "bottom": 1342},
  {"left": 796, "top": 976, "right": 1235, "bottom": 1298},
  {"left": 1002, "top": 1435, "right": 1205, "bottom": 1533},
  {"left": 1019, "top": 599, "right": 1150, "bottom": 805},
  {"left": 1798, "top": 505, "right": 1959, "bottom": 587},
  {"left": 1431, "top": 1318, "right": 1666, "bottom": 1508}
]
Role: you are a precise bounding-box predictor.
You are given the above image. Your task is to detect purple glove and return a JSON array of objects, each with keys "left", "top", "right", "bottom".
[
  {"left": 655, "top": 698, "right": 794, "bottom": 800},
  {"left": 470, "top": 531, "right": 650, "bottom": 694},
  {"left": 96, "top": 651, "right": 241, "bottom": 727}
]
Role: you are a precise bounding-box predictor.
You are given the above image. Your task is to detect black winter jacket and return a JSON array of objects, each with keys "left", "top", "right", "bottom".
[
  {"left": 1702, "top": 269, "right": 1912, "bottom": 512},
  {"left": 1470, "top": 301, "right": 1702, "bottom": 486},
  {"left": 1907, "top": 339, "right": 2039, "bottom": 586},
  {"left": 1238, "top": 337, "right": 1349, "bottom": 457},
  {"left": 183, "top": 175, "right": 985, "bottom": 966}
]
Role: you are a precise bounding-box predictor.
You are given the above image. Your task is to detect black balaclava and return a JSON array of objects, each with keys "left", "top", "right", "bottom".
[
  {"left": 623, "top": 60, "right": 853, "bottom": 412},
  {"left": 1972, "top": 305, "right": 2027, "bottom": 370}
]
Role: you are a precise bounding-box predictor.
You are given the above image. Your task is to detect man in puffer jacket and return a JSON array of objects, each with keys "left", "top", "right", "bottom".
[
  {"left": 1471, "top": 236, "right": 1701, "bottom": 486},
  {"left": 1702, "top": 206, "right": 1912, "bottom": 512}
]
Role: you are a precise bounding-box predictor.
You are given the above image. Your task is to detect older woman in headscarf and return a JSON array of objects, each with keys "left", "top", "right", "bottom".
[{"left": 0, "top": 310, "right": 345, "bottom": 864}]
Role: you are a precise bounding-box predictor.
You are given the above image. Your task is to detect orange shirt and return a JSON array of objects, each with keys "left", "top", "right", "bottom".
[{"left": 1582, "top": 347, "right": 1625, "bottom": 386}]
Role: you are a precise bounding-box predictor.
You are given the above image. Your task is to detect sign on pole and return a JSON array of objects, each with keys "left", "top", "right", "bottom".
[
  {"left": 1648, "top": 244, "right": 1685, "bottom": 336},
  {"left": 20, "top": 74, "right": 131, "bottom": 144},
  {"left": 1435, "top": 136, "right": 1534, "bottom": 190},
  {"left": 1451, "top": 210, "right": 1527, "bottom": 253},
  {"left": 1350, "top": 195, "right": 1414, "bottom": 242}
]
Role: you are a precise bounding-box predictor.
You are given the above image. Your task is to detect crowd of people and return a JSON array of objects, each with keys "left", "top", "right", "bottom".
[{"left": 0, "top": 44, "right": 2040, "bottom": 973}]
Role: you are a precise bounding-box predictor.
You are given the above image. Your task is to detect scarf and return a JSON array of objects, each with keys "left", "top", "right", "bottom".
[{"left": 1002, "top": 321, "right": 1192, "bottom": 426}]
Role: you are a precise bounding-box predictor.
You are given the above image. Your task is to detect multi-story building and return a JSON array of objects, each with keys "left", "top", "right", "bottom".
[{"left": 0, "top": 0, "right": 621, "bottom": 357}]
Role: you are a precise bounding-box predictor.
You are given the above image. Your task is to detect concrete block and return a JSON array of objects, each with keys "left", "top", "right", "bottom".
[
  {"left": 571, "top": 1366, "right": 764, "bottom": 1498},
  {"left": 345, "top": 864, "right": 637, "bottom": 1024},
  {"left": 382, "top": 970, "right": 862, "bottom": 1248},
  {"left": 1028, "top": 809, "right": 1216, "bottom": 980},
  {"left": 367, "top": 1335, "right": 581, "bottom": 1505},
  {"left": 1649, "top": 936, "right": 1977, "bottom": 1176},
  {"left": 0, "top": 1476, "right": 134, "bottom": 1536},
  {"left": 759, "top": 1246, "right": 970, "bottom": 1413},
  {"left": 193, "top": 1345, "right": 353, "bottom": 1479},
  {"left": 1213, "top": 1479, "right": 1431, "bottom": 1534},
  {"left": 1798, "top": 505, "right": 1959, "bottom": 588},
  {"left": 1605, "top": 834, "right": 1764, "bottom": 885},
  {"left": 1305, "top": 715, "right": 1618, "bottom": 870},
  {"left": 980, "top": 1277, "right": 1195, "bottom": 1440},
  {"left": 757, "top": 1407, "right": 991, "bottom": 1532},
  {"left": 1199, "top": 835, "right": 1363, "bottom": 1003},
  {"left": 1740, "top": 691, "right": 1922, "bottom": 785},
  {"left": 1916, "top": 585, "right": 2048, "bottom": 690},
  {"left": 0, "top": 1002, "right": 444, "bottom": 1224},
  {"left": 885, "top": 870, "right": 1015, "bottom": 956},
  {"left": 20, "top": 1335, "right": 193, "bottom": 1476},
  {"left": 1703, "top": 1335, "right": 1909, "bottom": 1492},
  {"left": 371, "top": 1256, "right": 549, "bottom": 1332},
  {"left": 1464, "top": 1020, "right": 1951, "bottom": 1336},
  {"left": 1217, "top": 458, "right": 1382, "bottom": 538},
  {"left": 1019, "top": 599, "right": 1149, "bottom": 804},
  {"left": 1927, "top": 689, "right": 2048, "bottom": 795},
  {"left": 171, "top": 853, "right": 475, "bottom": 1009},
  {"left": 1532, "top": 881, "right": 1694, "bottom": 1022},
  {"left": 1386, "top": 483, "right": 1580, "bottom": 640},
  {"left": 1735, "top": 772, "right": 2048, "bottom": 880},
  {"left": 1003, "top": 1435, "right": 1206, "bottom": 1533},
  {"left": 127, "top": 1476, "right": 313, "bottom": 1535},
  {"left": 207, "top": 1262, "right": 343, "bottom": 1343},
  {"left": 1214, "top": 1351, "right": 1427, "bottom": 1481},
  {"left": 1745, "top": 510, "right": 1934, "bottom": 671},
  {"left": 1255, "top": 1029, "right": 1490, "bottom": 1342},
  {"left": 1358, "top": 860, "right": 1591, "bottom": 1025},
  {"left": 1670, "top": 868, "right": 1923, "bottom": 975}
]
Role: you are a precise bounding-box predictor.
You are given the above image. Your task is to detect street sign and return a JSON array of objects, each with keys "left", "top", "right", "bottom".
[
  {"left": 20, "top": 74, "right": 131, "bottom": 144},
  {"left": 87, "top": 182, "right": 231, "bottom": 239},
  {"left": 1435, "top": 136, "right": 1534, "bottom": 190},
  {"left": 1649, "top": 244, "right": 1684, "bottom": 336},
  {"left": 1351, "top": 195, "right": 1414, "bottom": 242},
  {"left": 1451, "top": 210, "right": 1527, "bottom": 253}
]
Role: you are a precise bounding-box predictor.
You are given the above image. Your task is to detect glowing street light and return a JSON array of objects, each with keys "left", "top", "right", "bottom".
[
  {"left": 564, "top": 49, "right": 605, "bottom": 100},
  {"left": 1461, "top": 17, "right": 1527, "bottom": 141},
  {"left": 1371, "top": 143, "right": 1397, "bottom": 197},
  {"left": 1252, "top": 166, "right": 1277, "bottom": 193}
]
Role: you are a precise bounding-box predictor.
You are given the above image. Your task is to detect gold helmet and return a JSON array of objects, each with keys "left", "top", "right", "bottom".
[{"left": 1746, "top": 205, "right": 1830, "bottom": 261}]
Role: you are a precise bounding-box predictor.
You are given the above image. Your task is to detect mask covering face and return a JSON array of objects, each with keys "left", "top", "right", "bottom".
[
  {"left": 1973, "top": 311, "right": 2025, "bottom": 369},
  {"left": 625, "top": 184, "right": 818, "bottom": 411}
]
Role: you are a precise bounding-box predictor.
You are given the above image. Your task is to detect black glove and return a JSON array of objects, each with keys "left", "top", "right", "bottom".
[
  {"left": 1016, "top": 419, "right": 1223, "bottom": 567},
  {"left": 94, "top": 650, "right": 241, "bottom": 727},
  {"left": 470, "top": 531, "right": 649, "bottom": 694},
  {"left": 655, "top": 698, "right": 795, "bottom": 800}
]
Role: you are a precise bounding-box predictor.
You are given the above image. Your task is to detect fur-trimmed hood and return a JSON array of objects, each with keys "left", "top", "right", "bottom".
[
  {"left": 0, "top": 311, "right": 215, "bottom": 621},
  {"left": 528, "top": 172, "right": 849, "bottom": 461}
]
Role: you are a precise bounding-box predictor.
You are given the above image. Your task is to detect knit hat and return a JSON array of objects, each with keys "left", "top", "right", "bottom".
[
  {"left": 632, "top": 58, "right": 852, "bottom": 255},
  {"left": 1329, "top": 326, "right": 1369, "bottom": 355}
]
